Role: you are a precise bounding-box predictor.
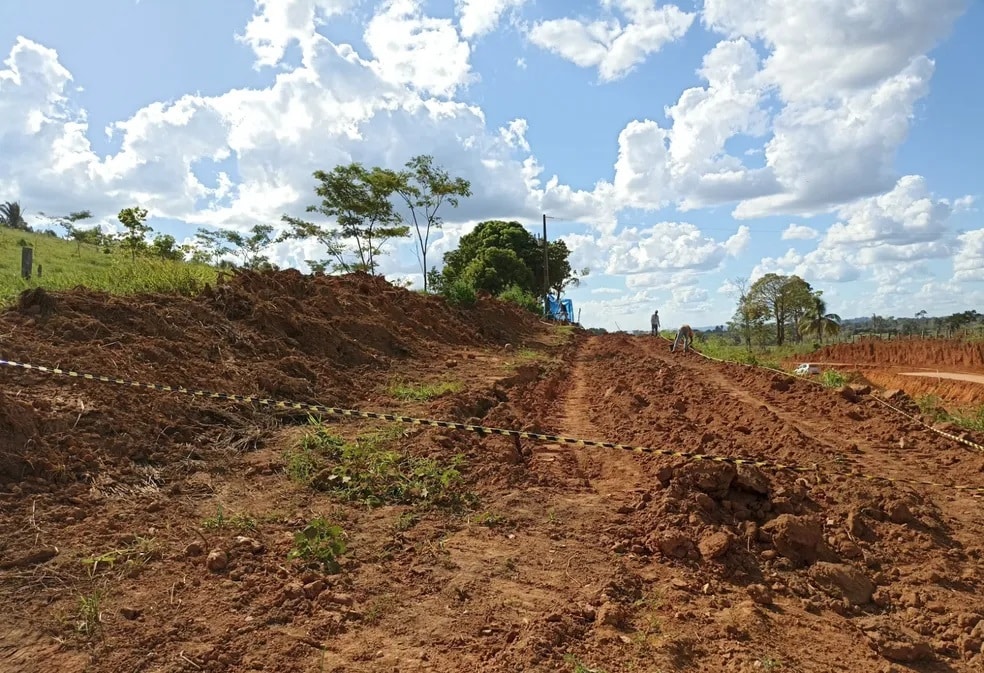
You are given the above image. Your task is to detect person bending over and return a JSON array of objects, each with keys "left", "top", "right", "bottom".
[{"left": 671, "top": 324, "right": 693, "bottom": 352}]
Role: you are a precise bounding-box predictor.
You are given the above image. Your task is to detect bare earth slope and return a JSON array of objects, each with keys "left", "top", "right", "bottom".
[{"left": 2, "top": 295, "right": 984, "bottom": 672}]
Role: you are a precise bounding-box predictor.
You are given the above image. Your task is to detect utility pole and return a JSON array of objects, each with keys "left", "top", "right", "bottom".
[{"left": 542, "top": 213, "right": 558, "bottom": 316}]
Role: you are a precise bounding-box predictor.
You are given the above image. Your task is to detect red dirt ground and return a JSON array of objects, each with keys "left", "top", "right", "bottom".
[
  {"left": 798, "top": 340, "right": 984, "bottom": 406},
  {"left": 2, "top": 275, "right": 984, "bottom": 672},
  {"left": 810, "top": 340, "right": 984, "bottom": 372}
]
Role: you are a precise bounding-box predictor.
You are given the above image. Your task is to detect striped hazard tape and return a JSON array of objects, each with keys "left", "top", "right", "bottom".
[{"left": 1, "top": 357, "right": 982, "bottom": 496}]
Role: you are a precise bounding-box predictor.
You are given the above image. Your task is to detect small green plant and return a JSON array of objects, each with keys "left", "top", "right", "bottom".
[
  {"left": 471, "top": 511, "right": 509, "bottom": 527},
  {"left": 76, "top": 590, "right": 103, "bottom": 637},
  {"left": 301, "top": 424, "right": 476, "bottom": 511},
  {"left": 287, "top": 517, "right": 347, "bottom": 573},
  {"left": 497, "top": 284, "right": 541, "bottom": 313},
  {"left": 81, "top": 536, "right": 161, "bottom": 578},
  {"left": 563, "top": 654, "right": 607, "bottom": 673},
  {"left": 201, "top": 505, "right": 257, "bottom": 531},
  {"left": 442, "top": 278, "right": 477, "bottom": 308},
  {"left": 818, "top": 369, "right": 846, "bottom": 388},
  {"left": 758, "top": 656, "right": 782, "bottom": 671},
  {"left": 388, "top": 379, "right": 462, "bottom": 401}
]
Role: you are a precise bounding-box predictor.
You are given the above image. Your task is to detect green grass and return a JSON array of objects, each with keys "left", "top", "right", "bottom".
[
  {"left": 677, "top": 334, "right": 815, "bottom": 370},
  {"left": 818, "top": 369, "right": 847, "bottom": 388},
  {"left": 916, "top": 395, "right": 984, "bottom": 432},
  {"left": 201, "top": 505, "right": 257, "bottom": 532},
  {"left": 0, "top": 226, "right": 218, "bottom": 305},
  {"left": 286, "top": 422, "right": 476, "bottom": 511},
  {"left": 387, "top": 379, "right": 463, "bottom": 401}
]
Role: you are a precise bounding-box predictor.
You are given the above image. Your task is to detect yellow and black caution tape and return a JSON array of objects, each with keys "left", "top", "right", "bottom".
[
  {"left": 1, "top": 357, "right": 983, "bottom": 496},
  {"left": 665, "top": 336, "right": 984, "bottom": 454}
]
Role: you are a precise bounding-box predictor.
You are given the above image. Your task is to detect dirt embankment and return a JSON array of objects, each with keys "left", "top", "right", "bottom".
[
  {"left": 0, "top": 269, "right": 542, "bottom": 483},
  {"left": 810, "top": 339, "right": 984, "bottom": 372}
]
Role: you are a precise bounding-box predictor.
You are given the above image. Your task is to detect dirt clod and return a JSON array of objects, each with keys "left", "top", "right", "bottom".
[{"left": 206, "top": 549, "right": 228, "bottom": 572}]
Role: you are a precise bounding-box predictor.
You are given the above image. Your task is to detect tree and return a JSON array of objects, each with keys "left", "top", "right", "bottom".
[
  {"left": 798, "top": 294, "right": 842, "bottom": 344},
  {"left": 391, "top": 155, "right": 472, "bottom": 292},
  {"left": 223, "top": 224, "right": 274, "bottom": 269},
  {"left": 745, "top": 273, "right": 814, "bottom": 346},
  {"left": 194, "top": 228, "right": 232, "bottom": 265},
  {"left": 150, "top": 234, "right": 183, "bottom": 261},
  {"left": 783, "top": 276, "right": 815, "bottom": 343},
  {"left": 0, "top": 201, "right": 29, "bottom": 230},
  {"left": 441, "top": 220, "right": 542, "bottom": 295},
  {"left": 727, "top": 276, "right": 762, "bottom": 349},
  {"left": 547, "top": 239, "right": 589, "bottom": 299},
  {"left": 281, "top": 163, "right": 409, "bottom": 275},
  {"left": 461, "top": 247, "right": 534, "bottom": 295},
  {"left": 117, "top": 206, "right": 151, "bottom": 261},
  {"left": 40, "top": 210, "right": 95, "bottom": 256}
]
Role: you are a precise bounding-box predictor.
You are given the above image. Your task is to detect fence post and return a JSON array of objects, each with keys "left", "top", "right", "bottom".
[{"left": 21, "top": 247, "right": 33, "bottom": 280}]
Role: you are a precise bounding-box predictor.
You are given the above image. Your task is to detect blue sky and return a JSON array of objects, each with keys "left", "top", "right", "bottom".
[{"left": 1, "top": 0, "right": 982, "bottom": 330}]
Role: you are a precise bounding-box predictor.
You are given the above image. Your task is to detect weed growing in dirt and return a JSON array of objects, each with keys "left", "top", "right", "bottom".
[
  {"left": 288, "top": 517, "right": 347, "bottom": 573},
  {"left": 387, "top": 379, "right": 463, "bottom": 401},
  {"left": 564, "top": 654, "right": 608, "bottom": 673},
  {"left": 295, "top": 423, "right": 477, "bottom": 511},
  {"left": 757, "top": 656, "right": 782, "bottom": 671},
  {"left": 201, "top": 504, "right": 257, "bottom": 531},
  {"left": 819, "top": 369, "right": 847, "bottom": 387},
  {"left": 76, "top": 590, "right": 103, "bottom": 637},
  {"left": 81, "top": 536, "right": 162, "bottom": 578},
  {"left": 470, "top": 510, "right": 510, "bottom": 527}
]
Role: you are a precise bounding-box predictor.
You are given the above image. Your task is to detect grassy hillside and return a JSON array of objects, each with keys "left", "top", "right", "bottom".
[{"left": 0, "top": 226, "right": 218, "bottom": 305}]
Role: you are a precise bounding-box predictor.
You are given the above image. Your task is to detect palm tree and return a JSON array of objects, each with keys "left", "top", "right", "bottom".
[
  {"left": 798, "top": 295, "right": 842, "bottom": 344},
  {"left": 0, "top": 201, "right": 29, "bottom": 231}
]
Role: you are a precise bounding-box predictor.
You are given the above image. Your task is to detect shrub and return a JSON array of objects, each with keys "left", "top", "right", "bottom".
[
  {"left": 442, "top": 278, "right": 477, "bottom": 308},
  {"left": 497, "top": 284, "right": 541, "bottom": 314}
]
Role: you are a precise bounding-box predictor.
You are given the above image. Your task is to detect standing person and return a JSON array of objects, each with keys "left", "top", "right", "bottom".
[
  {"left": 671, "top": 324, "right": 694, "bottom": 352},
  {"left": 650, "top": 309, "right": 660, "bottom": 336}
]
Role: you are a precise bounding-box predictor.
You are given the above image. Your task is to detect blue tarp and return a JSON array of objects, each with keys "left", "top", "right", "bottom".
[{"left": 545, "top": 294, "right": 574, "bottom": 321}]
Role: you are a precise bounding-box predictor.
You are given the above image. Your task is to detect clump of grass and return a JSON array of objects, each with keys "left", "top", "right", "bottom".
[
  {"left": 201, "top": 505, "right": 257, "bottom": 532},
  {"left": 388, "top": 379, "right": 462, "bottom": 401},
  {"left": 819, "top": 369, "right": 847, "bottom": 388},
  {"left": 917, "top": 395, "right": 984, "bottom": 432},
  {"left": 76, "top": 590, "right": 103, "bottom": 637},
  {"left": 81, "top": 536, "right": 161, "bottom": 578},
  {"left": 288, "top": 517, "right": 346, "bottom": 573},
  {"left": 471, "top": 511, "right": 510, "bottom": 528},
  {"left": 292, "top": 423, "right": 476, "bottom": 511},
  {"left": 563, "top": 654, "right": 608, "bottom": 673}
]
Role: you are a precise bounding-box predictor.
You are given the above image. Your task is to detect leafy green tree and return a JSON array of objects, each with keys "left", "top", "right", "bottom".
[
  {"left": 0, "top": 201, "right": 29, "bottom": 230},
  {"left": 442, "top": 220, "right": 542, "bottom": 295},
  {"left": 547, "top": 239, "right": 589, "bottom": 299},
  {"left": 150, "top": 233, "right": 183, "bottom": 261},
  {"left": 798, "top": 293, "right": 842, "bottom": 344},
  {"left": 223, "top": 224, "right": 274, "bottom": 269},
  {"left": 117, "top": 206, "right": 151, "bottom": 261},
  {"left": 40, "top": 210, "right": 96, "bottom": 256},
  {"left": 461, "top": 247, "right": 535, "bottom": 295},
  {"left": 745, "top": 273, "right": 814, "bottom": 345},
  {"left": 281, "top": 163, "right": 409, "bottom": 274},
  {"left": 782, "top": 276, "right": 815, "bottom": 342},
  {"left": 390, "top": 155, "right": 472, "bottom": 291},
  {"left": 194, "top": 228, "right": 232, "bottom": 265}
]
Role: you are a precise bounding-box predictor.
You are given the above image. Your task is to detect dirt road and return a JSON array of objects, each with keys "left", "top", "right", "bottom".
[
  {"left": 3, "top": 296, "right": 984, "bottom": 673},
  {"left": 901, "top": 371, "right": 984, "bottom": 384}
]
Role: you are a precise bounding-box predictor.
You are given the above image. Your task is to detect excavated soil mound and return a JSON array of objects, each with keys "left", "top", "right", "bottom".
[
  {"left": 810, "top": 339, "right": 984, "bottom": 371},
  {"left": 0, "top": 269, "right": 541, "bottom": 483}
]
